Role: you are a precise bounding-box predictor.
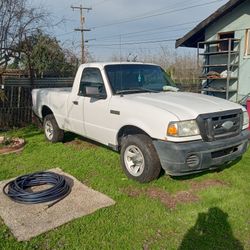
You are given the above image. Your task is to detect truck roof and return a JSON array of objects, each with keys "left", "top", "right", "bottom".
[{"left": 79, "top": 62, "right": 159, "bottom": 69}]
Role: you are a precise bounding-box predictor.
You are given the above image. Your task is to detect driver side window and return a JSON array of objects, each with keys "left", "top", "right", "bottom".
[{"left": 79, "top": 68, "right": 106, "bottom": 96}]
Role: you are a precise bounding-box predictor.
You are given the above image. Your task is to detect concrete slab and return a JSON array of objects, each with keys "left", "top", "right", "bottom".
[{"left": 0, "top": 168, "right": 115, "bottom": 241}]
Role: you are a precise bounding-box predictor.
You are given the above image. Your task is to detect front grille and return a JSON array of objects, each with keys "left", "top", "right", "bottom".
[{"left": 197, "top": 109, "right": 243, "bottom": 142}]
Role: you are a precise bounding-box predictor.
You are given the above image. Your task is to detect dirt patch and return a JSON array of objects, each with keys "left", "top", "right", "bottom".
[
  {"left": 65, "top": 139, "right": 97, "bottom": 150},
  {"left": 122, "top": 179, "right": 227, "bottom": 209},
  {"left": 190, "top": 179, "right": 228, "bottom": 191},
  {"left": 123, "top": 187, "right": 199, "bottom": 209},
  {"left": 174, "top": 191, "right": 199, "bottom": 204},
  {"left": 146, "top": 188, "right": 175, "bottom": 209},
  {"left": 122, "top": 187, "right": 142, "bottom": 198},
  {"left": 147, "top": 188, "right": 199, "bottom": 209}
]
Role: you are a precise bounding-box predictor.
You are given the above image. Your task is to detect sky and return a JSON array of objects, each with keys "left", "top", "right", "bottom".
[{"left": 32, "top": 0, "right": 229, "bottom": 61}]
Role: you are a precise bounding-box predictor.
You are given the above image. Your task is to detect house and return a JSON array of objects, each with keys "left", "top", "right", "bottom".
[{"left": 176, "top": 0, "right": 250, "bottom": 103}]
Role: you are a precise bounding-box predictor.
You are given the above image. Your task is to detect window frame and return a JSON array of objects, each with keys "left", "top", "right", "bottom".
[
  {"left": 245, "top": 29, "right": 250, "bottom": 56},
  {"left": 78, "top": 67, "right": 107, "bottom": 99},
  {"left": 217, "top": 31, "right": 235, "bottom": 52}
]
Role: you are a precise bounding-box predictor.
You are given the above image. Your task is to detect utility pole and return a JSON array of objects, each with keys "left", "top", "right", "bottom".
[{"left": 71, "top": 4, "right": 92, "bottom": 64}]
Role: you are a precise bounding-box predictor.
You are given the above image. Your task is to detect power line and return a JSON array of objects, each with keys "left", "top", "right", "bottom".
[
  {"left": 90, "top": 28, "right": 191, "bottom": 45},
  {"left": 119, "top": 20, "right": 202, "bottom": 38},
  {"left": 108, "top": 0, "right": 202, "bottom": 22},
  {"left": 56, "top": 31, "right": 75, "bottom": 37},
  {"left": 87, "top": 38, "right": 177, "bottom": 47},
  {"left": 90, "top": 20, "right": 201, "bottom": 40},
  {"left": 71, "top": 4, "right": 92, "bottom": 63},
  {"left": 92, "top": 0, "right": 112, "bottom": 7},
  {"left": 91, "top": 0, "right": 223, "bottom": 29},
  {"left": 93, "top": 0, "right": 201, "bottom": 29},
  {"left": 115, "top": 27, "right": 193, "bottom": 41},
  {"left": 86, "top": 46, "right": 164, "bottom": 51}
]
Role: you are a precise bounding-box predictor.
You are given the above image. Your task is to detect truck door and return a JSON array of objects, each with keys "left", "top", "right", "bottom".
[
  {"left": 80, "top": 67, "right": 113, "bottom": 145},
  {"left": 67, "top": 91, "right": 86, "bottom": 136}
]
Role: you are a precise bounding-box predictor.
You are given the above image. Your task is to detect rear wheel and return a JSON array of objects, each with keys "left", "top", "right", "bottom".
[
  {"left": 43, "top": 114, "right": 64, "bottom": 143},
  {"left": 120, "top": 134, "right": 162, "bottom": 183}
]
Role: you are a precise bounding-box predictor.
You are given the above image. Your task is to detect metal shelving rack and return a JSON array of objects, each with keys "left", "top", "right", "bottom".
[{"left": 197, "top": 38, "right": 241, "bottom": 101}]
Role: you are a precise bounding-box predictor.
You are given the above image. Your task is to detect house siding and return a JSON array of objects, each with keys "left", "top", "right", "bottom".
[{"left": 205, "top": 0, "right": 250, "bottom": 101}]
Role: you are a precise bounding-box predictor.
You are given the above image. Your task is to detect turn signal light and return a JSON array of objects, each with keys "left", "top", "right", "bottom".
[{"left": 167, "top": 124, "right": 178, "bottom": 136}]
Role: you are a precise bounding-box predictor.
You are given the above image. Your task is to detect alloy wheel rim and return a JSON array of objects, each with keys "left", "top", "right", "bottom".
[
  {"left": 124, "top": 145, "right": 145, "bottom": 177},
  {"left": 45, "top": 121, "right": 54, "bottom": 140}
]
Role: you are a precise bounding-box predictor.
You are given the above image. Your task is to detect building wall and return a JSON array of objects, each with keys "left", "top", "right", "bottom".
[{"left": 205, "top": 0, "right": 250, "bottom": 102}]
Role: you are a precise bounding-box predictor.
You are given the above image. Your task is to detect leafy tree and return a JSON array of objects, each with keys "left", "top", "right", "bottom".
[{"left": 20, "top": 31, "right": 79, "bottom": 78}]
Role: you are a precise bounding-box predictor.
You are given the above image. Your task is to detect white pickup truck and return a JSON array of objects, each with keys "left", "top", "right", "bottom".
[{"left": 32, "top": 62, "right": 249, "bottom": 182}]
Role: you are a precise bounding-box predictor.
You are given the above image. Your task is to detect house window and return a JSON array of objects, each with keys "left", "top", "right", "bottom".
[
  {"left": 218, "top": 32, "right": 235, "bottom": 51},
  {"left": 245, "top": 29, "right": 250, "bottom": 56}
]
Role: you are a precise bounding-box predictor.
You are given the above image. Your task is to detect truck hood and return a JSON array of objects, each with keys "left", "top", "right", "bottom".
[{"left": 123, "top": 92, "right": 244, "bottom": 120}]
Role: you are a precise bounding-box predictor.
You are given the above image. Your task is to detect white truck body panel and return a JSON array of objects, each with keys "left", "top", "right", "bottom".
[{"left": 32, "top": 62, "right": 248, "bottom": 147}]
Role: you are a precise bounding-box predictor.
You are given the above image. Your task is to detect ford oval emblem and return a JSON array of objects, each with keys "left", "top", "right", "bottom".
[{"left": 222, "top": 121, "right": 234, "bottom": 130}]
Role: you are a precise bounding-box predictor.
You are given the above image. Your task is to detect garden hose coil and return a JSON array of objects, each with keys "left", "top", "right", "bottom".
[{"left": 3, "top": 171, "right": 71, "bottom": 206}]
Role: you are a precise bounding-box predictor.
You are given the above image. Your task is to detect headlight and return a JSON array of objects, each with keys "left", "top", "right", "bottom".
[
  {"left": 167, "top": 120, "right": 200, "bottom": 137},
  {"left": 243, "top": 111, "right": 249, "bottom": 127}
]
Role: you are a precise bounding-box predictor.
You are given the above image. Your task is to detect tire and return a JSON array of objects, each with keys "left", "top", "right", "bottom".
[
  {"left": 43, "top": 114, "right": 64, "bottom": 143},
  {"left": 120, "top": 134, "right": 162, "bottom": 183}
]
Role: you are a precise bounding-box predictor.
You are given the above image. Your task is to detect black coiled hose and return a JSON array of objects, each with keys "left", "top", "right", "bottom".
[{"left": 3, "top": 171, "right": 71, "bottom": 205}]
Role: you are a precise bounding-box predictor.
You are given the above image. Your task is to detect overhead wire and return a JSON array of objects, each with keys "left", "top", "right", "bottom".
[
  {"left": 58, "top": 0, "right": 225, "bottom": 57},
  {"left": 116, "top": 28, "right": 192, "bottom": 41},
  {"left": 90, "top": 0, "right": 224, "bottom": 29},
  {"left": 89, "top": 20, "right": 202, "bottom": 41},
  {"left": 87, "top": 38, "right": 177, "bottom": 47},
  {"left": 92, "top": 0, "right": 112, "bottom": 7}
]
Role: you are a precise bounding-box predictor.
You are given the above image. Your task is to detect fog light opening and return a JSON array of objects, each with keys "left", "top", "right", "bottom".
[{"left": 186, "top": 154, "right": 200, "bottom": 168}]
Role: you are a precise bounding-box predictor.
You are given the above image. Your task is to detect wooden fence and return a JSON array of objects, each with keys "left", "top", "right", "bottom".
[
  {"left": 0, "top": 78, "right": 73, "bottom": 130},
  {"left": 0, "top": 78, "right": 200, "bottom": 130}
]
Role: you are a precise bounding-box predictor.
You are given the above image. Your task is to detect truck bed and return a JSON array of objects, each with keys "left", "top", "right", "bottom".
[
  {"left": 39, "top": 87, "right": 72, "bottom": 93},
  {"left": 32, "top": 87, "right": 72, "bottom": 128}
]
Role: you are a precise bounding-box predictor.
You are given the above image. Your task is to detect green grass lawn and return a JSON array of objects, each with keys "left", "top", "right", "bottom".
[{"left": 0, "top": 126, "right": 249, "bottom": 250}]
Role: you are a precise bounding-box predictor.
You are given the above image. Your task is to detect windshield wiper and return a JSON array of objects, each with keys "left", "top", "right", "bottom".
[
  {"left": 116, "top": 89, "right": 144, "bottom": 95},
  {"left": 116, "top": 88, "right": 159, "bottom": 95}
]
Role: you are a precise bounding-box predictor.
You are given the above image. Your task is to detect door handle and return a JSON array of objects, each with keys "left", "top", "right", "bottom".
[{"left": 73, "top": 101, "right": 79, "bottom": 105}]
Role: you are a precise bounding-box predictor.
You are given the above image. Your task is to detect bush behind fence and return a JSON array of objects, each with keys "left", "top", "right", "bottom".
[{"left": 0, "top": 78, "right": 200, "bottom": 130}]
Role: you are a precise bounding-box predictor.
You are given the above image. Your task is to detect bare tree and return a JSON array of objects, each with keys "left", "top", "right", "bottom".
[
  {"left": 0, "top": 0, "right": 47, "bottom": 83},
  {"left": 110, "top": 53, "right": 128, "bottom": 62},
  {"left": 109, "top": 46, "right": 201, "bottom": 85}
]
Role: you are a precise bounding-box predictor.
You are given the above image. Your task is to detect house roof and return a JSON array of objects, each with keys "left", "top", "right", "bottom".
[{"left": 175, "top": 0, "right": 248, "bottom": 48}]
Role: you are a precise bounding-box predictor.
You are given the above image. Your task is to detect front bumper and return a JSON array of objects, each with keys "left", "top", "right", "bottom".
[{"left": 153, "top": 129, "right": 249, "bottom": 176}]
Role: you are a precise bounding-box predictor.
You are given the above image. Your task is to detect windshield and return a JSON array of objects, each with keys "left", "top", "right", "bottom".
[{"left": 104, "top": 64, "right": 176, "bottom": 94}]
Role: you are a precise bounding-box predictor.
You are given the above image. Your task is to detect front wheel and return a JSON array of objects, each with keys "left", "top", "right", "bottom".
[
  {"left": 43, "top": 114, "right": 64, "bottom": 143},
  {"left": 120, "top": 134, "right": 162, "bottom": 183}
]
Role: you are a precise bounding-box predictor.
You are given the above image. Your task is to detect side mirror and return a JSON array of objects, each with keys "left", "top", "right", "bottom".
[{"left": 85, "top": 86, "right": 106, "bottom": 99}]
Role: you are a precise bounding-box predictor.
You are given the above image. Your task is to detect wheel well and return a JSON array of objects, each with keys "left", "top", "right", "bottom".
[
  {"left": 42, "top": 106, "right": 53, "bottom": 119},
  {"left": 117, "top": 125, "right": 150, "bottom": 147}
]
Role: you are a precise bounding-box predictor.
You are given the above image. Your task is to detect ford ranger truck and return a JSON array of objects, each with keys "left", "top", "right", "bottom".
[{"left": 32, "top": 62, "right": 249, "bottom": 183}]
